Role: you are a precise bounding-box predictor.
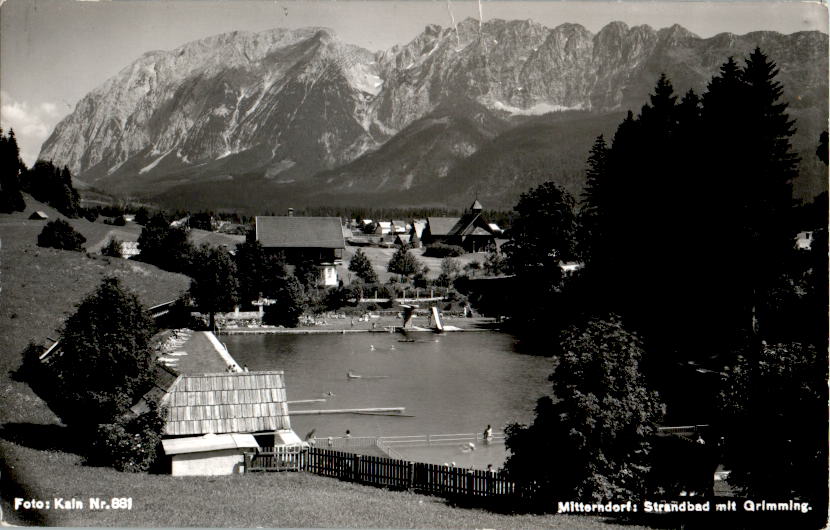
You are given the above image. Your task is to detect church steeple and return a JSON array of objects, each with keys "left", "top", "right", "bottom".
[{"left": 470, "top": 199, "right": 483, "bottom": 213}]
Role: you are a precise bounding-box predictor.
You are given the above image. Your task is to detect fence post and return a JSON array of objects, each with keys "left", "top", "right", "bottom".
[
  {"left": 408, "top": 462, "right": 415, "bottom": 490},
  {"left": 352, "top": 454, "right": 361, "bottom": 482},
  {"left": 243, "top": 452, "right": 252, "bottom": 473},
  {"left": 467, "top": 470, "right": 475, "bottom": 497}
]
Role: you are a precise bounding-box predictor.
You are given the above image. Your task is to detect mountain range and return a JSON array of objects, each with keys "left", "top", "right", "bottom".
[{"left": 39, "top": 18, "right": 829, "bottom": 211}]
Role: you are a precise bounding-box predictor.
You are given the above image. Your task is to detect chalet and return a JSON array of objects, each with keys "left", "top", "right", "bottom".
[
  {"left": 423, "top": 200, "right": 497, "bottom": 253},
  {"left": 255, "top": 215, "right": 345, "bottom": 287},
  {"left": 160, "top": 371, "right": 299, "bottom": 476}
]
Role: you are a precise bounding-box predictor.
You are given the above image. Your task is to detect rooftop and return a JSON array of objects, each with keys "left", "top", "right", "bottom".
[
  {"left": 255, "top": 216, "right": 345, "bottom": 249},
  {"left": 162, "top": 371, "right": 291, "bottom": 436}
]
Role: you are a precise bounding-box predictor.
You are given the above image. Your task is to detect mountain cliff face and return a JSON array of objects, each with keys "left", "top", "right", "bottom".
[{"left": 39, "top": 19, "right": 828, "bottom": 205}]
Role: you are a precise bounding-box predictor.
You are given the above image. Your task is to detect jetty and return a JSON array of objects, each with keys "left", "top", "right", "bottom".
[{"left": 289, "top": 407, "right": 406, "bottom": 416}]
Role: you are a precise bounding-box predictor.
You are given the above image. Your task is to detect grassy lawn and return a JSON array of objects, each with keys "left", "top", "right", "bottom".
[
  {"left": 0, "top": 201, "right": 191, "bottom": 425},
  {"left": 1, "top": 442, "right": 645, "bottom": 529}
]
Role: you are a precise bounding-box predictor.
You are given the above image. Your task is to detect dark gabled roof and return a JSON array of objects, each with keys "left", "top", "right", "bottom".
[
  {"left": 255, "top": 216, "right": 345, "bottom": 249},
  {"left": 162, "top": 371, "right": 290, "bottom": 436},
  {"left": 426, "top": 217, "right": 461, "bottom": 236}
]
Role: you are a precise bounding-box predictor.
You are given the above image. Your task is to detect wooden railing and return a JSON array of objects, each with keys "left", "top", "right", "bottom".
[
  {"left": 244, "top": 446, "right": 527, "bottom": 500},
  {"left": 245, "top": 446, "right": 304, "bottom": 472}
]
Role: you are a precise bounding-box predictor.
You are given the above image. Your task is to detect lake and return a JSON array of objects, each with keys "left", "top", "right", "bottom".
[{"left": 224, "top": 331, "right": 554, "bottom": 468}]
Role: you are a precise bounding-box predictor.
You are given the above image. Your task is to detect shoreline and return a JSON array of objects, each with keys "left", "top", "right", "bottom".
[
  {"left": 218, "top": 327, "right": 498, "bottom": 335},
  {"left": 217, "top": 316, "right": 501, "bottom": 335}
]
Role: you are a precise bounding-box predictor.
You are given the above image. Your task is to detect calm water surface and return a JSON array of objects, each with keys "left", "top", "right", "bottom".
[{"left": 225, "top": 331, "right": 553, "bottom": 467}]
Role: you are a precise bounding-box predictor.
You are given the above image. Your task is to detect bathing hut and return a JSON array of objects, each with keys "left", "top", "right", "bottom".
[{"left": 161, "top": 370, "right": 299, "bottom": 475}]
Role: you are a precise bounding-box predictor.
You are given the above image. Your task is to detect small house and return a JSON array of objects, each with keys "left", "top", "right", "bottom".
[{"left": 161, "top": 371, "right": 298, "bottom": 476}]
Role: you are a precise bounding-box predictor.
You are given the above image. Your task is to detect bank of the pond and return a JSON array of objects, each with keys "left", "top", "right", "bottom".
[{"left": 218, "top": 316, "right": 500, "bottom": 334}]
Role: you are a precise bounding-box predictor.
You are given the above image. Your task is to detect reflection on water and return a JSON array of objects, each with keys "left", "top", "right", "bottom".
[{"left": 224, "top": 331, "right": 554, "bottom": 468}]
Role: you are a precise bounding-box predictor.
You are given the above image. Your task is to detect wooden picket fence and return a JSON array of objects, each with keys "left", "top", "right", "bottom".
[
  {"left": 245, "top": 446, "right": 305, "bottom": 472},
  {"left": 244, "top": 446, "right": 528, "bottom": 501}
]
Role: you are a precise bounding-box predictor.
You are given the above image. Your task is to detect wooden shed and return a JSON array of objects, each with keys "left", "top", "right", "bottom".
[
  {"left": 162, "top": 433, "right": 259, "bottom": 476},
  {"left": 161, "top": 371, "right": 297, "bottom": 475}
]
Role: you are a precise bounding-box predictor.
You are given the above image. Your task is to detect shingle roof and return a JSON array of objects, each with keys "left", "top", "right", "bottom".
[
  {"left": 255, "top": 216, "right": 345, "bottom": 249},
  {"left": 162, "top": 371, "right": 291, "bottom": 436},
  {"left": 426, "top": 217, "right": 461, "bottom": 236}
]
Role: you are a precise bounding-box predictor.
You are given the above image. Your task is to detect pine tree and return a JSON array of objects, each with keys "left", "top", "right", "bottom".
[
  {"left": 386, "top": 245, "right": 421, "bottom": 278},
  {"left": 0, "top": 129, "right": 26, "bottom": 213},
  {"left": 578, "top": 135, "right": 609, "bottom": 262},
  {"left": 348, "top": 248, "right": 378, "bottom": 283}
]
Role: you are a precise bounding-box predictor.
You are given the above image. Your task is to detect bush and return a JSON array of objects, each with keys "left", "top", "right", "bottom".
[
  {"left": 91, "top": 402, "right": 166, "bottom": 472},
  {"left": 37, "top": 219, "right": 86, "bottom": 251},
  {"left": 101, "top": 238, "right": 123, "bottom": 258},
  {"left": 104, "top": 215, "right": 126, "bottom": 226},
  {"left": 424, "top": 243, "right": 465, "bottom": 258}
]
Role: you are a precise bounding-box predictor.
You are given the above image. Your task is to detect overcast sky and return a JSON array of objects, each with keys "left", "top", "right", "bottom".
[{"left": 1, "top": 0, "right": 827, "bottom": 164}]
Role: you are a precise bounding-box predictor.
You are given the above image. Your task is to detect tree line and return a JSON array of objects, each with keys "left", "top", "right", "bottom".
[{"left": 501, "top": 48, "right": 827, "bottom": 520}]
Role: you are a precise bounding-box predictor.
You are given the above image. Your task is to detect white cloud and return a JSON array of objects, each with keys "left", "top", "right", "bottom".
[{"left": 0, "top": 91, "right": 69, "bottom": 166}]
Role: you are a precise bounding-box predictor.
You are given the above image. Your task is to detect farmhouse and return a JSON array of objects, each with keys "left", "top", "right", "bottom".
[
  {"left": 161, "top": 370, "right": 300, "bottom": 476},
  {"left": 423, "top": 200, "right": 497, "bottom": 252},
  {"left": 255, "top": 215, "right": 345, "bottom": 287}
]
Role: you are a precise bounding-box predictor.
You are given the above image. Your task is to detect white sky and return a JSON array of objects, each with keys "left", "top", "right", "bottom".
[{"left": 1, "top": 0, "right": 827, "bottom": 164}]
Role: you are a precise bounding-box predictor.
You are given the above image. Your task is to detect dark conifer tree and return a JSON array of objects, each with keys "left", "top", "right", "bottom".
[
  {"left": 0, "top": 129, "right": 26, "bottom": 213},
  {"left": 578, "top": 135, "right": 608, "bottom": 263}
]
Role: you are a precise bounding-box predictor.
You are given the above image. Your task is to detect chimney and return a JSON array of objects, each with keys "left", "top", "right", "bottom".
[{"left": 288, "top": 208, "right": 294, "bottom": 217}]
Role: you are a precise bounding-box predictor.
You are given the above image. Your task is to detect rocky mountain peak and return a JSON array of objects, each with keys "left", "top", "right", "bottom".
[{"left": 38, "top": 19, "right": 827, "bottom": 207}]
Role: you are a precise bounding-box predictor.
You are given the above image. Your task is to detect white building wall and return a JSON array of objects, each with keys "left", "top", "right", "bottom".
[
  {"left": 319, "top": 265, "right": 338, "bottom": 287},
  {"left": 170, "top": 449, "right": 247, "bottom": 476}
]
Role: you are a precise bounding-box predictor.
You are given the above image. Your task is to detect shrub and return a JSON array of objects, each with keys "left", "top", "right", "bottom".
[
  {"left": 92, "top": 402, "right": 166, "bottom": 472},
  {"left": 104, "top": 215, "right": 126, "bottom": 226},
  {"left": 424, "top": 243, "right": 465, "bottom": 258},
  {"left": 101, "top": 238, "right": 123, "bottom": 258},
  {"left": 37, "top": 219, "right": 86, "bottom": 251}
]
